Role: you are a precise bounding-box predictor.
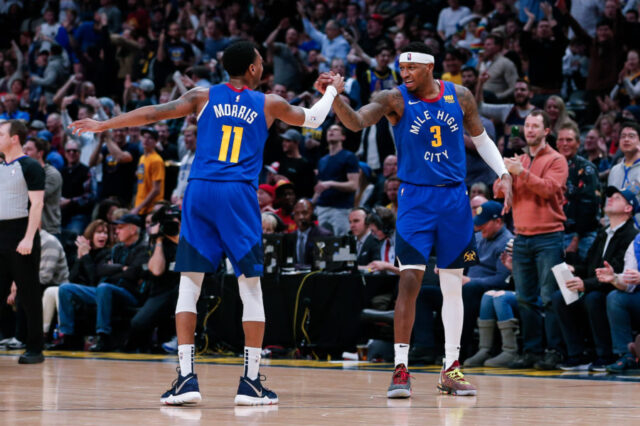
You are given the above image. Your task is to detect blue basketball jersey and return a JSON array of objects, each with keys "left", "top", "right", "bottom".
[
  {"left": 392, "top": 81, "right": 466, "bottom": 185},
  {"left": 189, "top": 83, "right": 268, "bottom": 186}
]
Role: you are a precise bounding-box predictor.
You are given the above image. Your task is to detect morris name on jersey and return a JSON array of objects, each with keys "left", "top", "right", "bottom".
[{"left": 212, "top": 103, "right": 259, "bottom": 124}]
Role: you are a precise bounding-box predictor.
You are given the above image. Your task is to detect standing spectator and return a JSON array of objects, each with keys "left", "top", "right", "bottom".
[
  {"left": 610, "top": 50, "right": 640, "bottom": 108},
  {"left": 441, "top": 49, "right": 465, "bottom": 86},
  {"left": 61, "top": 139, "right": 94, "bottom": 235},
  {"left": 521, "top": 4, "right": 568, "bottom": 96},
  {"left": 608, "top": 122, "right": 640, "bottom": 190},
  {"left": 97, "top": 0, "right": 122, "bottom": 34},
  {"left": 23, "top": 137, "right": 62, "bottom": 235},
  {"left": 264, "top": 19, "right": 306, "bottom": 93},
  {"left": 46, "top": 113, "right": 66, "bottom": 155},
  {"left": 553, "top": 186, "right": 638, "bottom": 371},
  {"left": 202, "top": 19, "right": 230, "bottom": 63},
  {"left": 298, "top": 2, "right": 350, "bottom": 72},
  {"left": 583, "top": 128, "right": 612, "bottom": 183},
  {"left": 313, "top": 124, "right": 359, "bottom": 236},
  {"left": 0, "top": 120, "right": 45, "bottom": 364},
  {"left": 349, "top": 207, "right": 380, "bottom": 267},
  {"left": 356, "top": 43, "right": 401, "bottom": 105},
  {"left": 30, "top": 44, "right": 69, "bottom": 105},
  {"left": 359, "top": 14, "right": 391, "bottom": 57},
  {"left": 132, "top": 127, "right": 165, "bottom": 216},
  {"left": 0, "top": 93, "right": 29, "bottom": 121},
  {"left": 477, "top": 34, "right": 519, "bottom": 102},
  {"left": 356, "top": 116, "right": 396, "bottom": 176},
  {"left": 90, "top": 128, "right": 140, "bottom": 207},
  {"left": 494, "top": 110, "right": 568, "bottom": 369},
  {"left": 290, "top": 199, "right": 332, "bottom": 268},
  {"left": 557, "top": 122, "right": 601, "bottom": 263},
  {"left": 544, "top": 95, "right": 574, "bottom": 138},
  {"left": 171, "top": 125, "right": 196, "bottom": 207},
  {"left": 154, "top": 122, "right": 178, "bottom": 161},
  {"left": 278, "top": 128, "right": 315, "bottom": 199},
  {"left": 437, "top": 0, "right": 472, "bottom": 40}
]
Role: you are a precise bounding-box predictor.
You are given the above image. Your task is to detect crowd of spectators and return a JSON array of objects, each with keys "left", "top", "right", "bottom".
[{"left": 1, "top": 0, "right": 640, "bottom": 372}]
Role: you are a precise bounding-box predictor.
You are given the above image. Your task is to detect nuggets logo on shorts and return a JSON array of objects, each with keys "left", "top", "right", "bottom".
[{"left": 463, "top": 250, "right": 477, "bottom": 263}]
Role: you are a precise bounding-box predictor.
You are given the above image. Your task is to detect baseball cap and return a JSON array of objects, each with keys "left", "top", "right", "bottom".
[
  {"left": 258, "top": 183, "right": 275, "bottom": 198},
  {"left": 274, "top": 179, "right": 294, "bottom": 196},
  {"left": 113, "top": 213, "right": 143, "bottom": 227},
  {"left": 29, "top": 120, "right": 46, "bottom": 130},
  {"left": 132, "top": 78, "right": 155, "bottom": 93},
  {"left": 37, "top": 130, "right": 53, "bottom": 142},
  {"left": 368, "top": 14, "right": 384, "bottom": 24},
  {"left": 265, "top": 161, "right": 280, "bottom": 174},
  {"left": 606, "top": 186, "right": 640, "bottom": 214},
  {"left": 473, "top": 201, "right": 503, "bottom": 226},
  {"left": 280, "top": 129, "right": 303, "bottom": 144}
]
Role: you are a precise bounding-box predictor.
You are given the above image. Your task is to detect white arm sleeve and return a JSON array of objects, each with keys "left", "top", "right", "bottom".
[
  {"left": 302, "top": 86, "right": 337, "bottom": 128},
  {"left": 471, "top": 129, "right": 508, "bottom": 177}
]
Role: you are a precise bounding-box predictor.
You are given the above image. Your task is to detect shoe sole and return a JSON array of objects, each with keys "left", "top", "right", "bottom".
[
  {"left": 18, "top": 356, "right": 45, "bottom": 364},
  {"left": 559, "top": 364, "right": 591, "bottom": 371},
  {"left": 161, "top": 391, "right": 202, "bottom": 406},
  {"left": 437, "top": 384, "right": 477, "bottom": 396},
  {"left": 234, "top": 394, "right": 279, "bottom": 406},
  {"left": 387, "top": 388, "right": 411, "bottom": 398}
]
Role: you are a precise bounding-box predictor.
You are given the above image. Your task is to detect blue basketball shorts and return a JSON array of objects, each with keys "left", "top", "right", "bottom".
[
  {"left": 175, "top": 179, "right": 263, "bottom": 277},
  {"left": 395, "top": 182, "right": 477, "bottom": 269}
]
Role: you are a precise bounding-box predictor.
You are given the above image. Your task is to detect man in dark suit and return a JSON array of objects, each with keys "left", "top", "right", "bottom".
[
  {"left": 349, "top": 207, "right": 380, "bottom": 267},
  {"left": 291, "top": 199, "right": 332, "bottom": 268}
]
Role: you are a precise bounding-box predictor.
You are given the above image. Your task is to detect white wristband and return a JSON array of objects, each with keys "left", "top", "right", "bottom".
[
  {"left": 471, "top": 129, "right": 508, "bottom": 177},
  {"left": 302, "top": 86, "right": 337, "bottom": 128}
]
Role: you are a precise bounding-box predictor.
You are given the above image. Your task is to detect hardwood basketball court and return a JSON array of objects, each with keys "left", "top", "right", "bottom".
[{"left": 1, "top": 351, "right": 639, "bottom": 425}]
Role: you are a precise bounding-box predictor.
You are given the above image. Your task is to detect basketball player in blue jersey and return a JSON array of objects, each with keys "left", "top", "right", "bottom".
[
  {"left": 325, "top": 41, "right": 513, "bottom": 397},
  {"left": 69, "top": 40, "right": 344, "bottom": 406}
]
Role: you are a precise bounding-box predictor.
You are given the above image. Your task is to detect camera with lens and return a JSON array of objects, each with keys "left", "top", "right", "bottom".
[{"left": 149, "top": 204, "right": 181, "bottom": 239}]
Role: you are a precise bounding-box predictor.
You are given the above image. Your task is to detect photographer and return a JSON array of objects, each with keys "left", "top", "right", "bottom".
[{"left": 127, "top": 205, "right": 181, "bottom": 352}]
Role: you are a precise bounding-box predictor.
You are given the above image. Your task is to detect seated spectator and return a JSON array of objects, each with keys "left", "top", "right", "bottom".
[
  {"left": 313, "top": 124, "right": 359, "bottom": 236},
  {"left": 441, "top": 48, "right": 465, "bottom": 85},
  {"left": 289, "top": 199, "right": 332, "bottom": 268},
  {"left": 553, "top": 186, "right": 638, "bottom": 371},
  {"left": 61, "top": 139, "right": 94, "bottom": 235},
  {"left": 583, "top": 128, "right": 612, "bottom": 184},
  {"left": 469, "top": 182, "right": 491, "bottom": 200},
  {"left": 457, "top": 201, "right": 513, "bottom": 359},
  {"left": 349, "top": 207, "right": 380, "bottom": 267},
  {"left": 544, "top": 95, "right": 575, "bottom": 139},
  {"left": 57, "top": 214, "right": 148, "bottom": 352},
  {"left": 366, "top": 207, "right": 398, "bottom": 275},
  {"left": 0, "top": 93, "right": 29, "bottom": 121},
  {"left": 470, "top": 194, "right": 489, "bottom": 218},
  {"left": 465, "top": 245, "right": 520, "bottom": 368},
  {"left": 262, "top": 212, "right": 278, "bottom": 234},
  {"left": 49, "top": 220, "right": 111, "bottom": 350},
  {"left": 39, "top": 229, "right": 69, "bottom": 337},
  {"left": 127, "top": 205, "right": 181, "bottom": 352},
  {"left": 258, "top": 184, "right": 276, "bottom": 213},
  {"left": 273, "top": 180, "right": 297, "bottom": 233}
]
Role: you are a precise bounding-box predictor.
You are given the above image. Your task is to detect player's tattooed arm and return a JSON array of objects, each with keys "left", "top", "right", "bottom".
[
  {"left": 333, "top": 89, "right": 403, "bottom": 131},
  {"left": 456, "top": 84, "right": 486, "bottom": 137},
  {"left": 68, "top": 87, "right": 208, "bottom": 135}
]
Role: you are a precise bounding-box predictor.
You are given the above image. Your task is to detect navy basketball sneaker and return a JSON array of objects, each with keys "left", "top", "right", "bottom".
[
  {"left": 161, "top": 368, "right": 202, "bottom": 405},
  {"left": 234, "top": 375, "right": 279, "bottom": 406}
]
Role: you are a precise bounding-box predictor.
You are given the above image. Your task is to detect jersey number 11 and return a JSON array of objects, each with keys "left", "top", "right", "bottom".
[{"left": 218, "top": 125, "right": 244, "bottom": 163}]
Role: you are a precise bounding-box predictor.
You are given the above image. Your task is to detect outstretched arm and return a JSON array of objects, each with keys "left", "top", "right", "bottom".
[
  {"left": 332, "top": 89, "right": 401, "bottom": 132},
  {"left": 69, "top": 87, "right": 208, "bottom": 135},
  {"left": 456, "top": 84, "right": 512, "bottom": 213}
]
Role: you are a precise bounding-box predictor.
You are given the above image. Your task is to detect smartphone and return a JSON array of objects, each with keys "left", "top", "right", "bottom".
[{"left": 510, "top": 126, "right": 520, "bottom": 138}]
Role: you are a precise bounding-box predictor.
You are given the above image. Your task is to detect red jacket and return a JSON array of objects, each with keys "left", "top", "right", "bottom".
[{"left": 494, "top": 144, "right": 568, "bottom": 236}]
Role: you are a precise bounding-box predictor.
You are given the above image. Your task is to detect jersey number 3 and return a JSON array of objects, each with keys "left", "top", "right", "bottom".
[
  {"left": 430, "top": 125, "right": 442, "bottom": 147},
  {"left": 218, "top": 125, "right": 244, "bottom": 163}
]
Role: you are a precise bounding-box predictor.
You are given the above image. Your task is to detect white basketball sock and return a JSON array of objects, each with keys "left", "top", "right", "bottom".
[
  {"left": 440, "top": 268, "right": 464, "bottom": 370},
  {"left": 394, "top": 343, "right": 410, "bottom": 368},
  {"left": 244, "top": 346, "right": 261, "bottom": 380},
  {"left": 178, "top": 344, "right": 195, "bottom": 376}
]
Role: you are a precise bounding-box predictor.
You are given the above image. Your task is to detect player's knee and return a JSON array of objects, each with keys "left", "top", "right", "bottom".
[
  {"left": 175, "top": 272, "right": 204, "bottom": 314},
  {"left": 238, "top": 275, "right": 265, "bottom": 322}
]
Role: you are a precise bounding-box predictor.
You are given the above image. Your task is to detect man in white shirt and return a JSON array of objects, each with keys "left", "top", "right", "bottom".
[{"left": 437, "top": 0, "right": 471, "bottom": 40}]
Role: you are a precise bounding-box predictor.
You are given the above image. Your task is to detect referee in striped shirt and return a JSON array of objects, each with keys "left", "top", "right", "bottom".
[{"left": 0, "top": 120, "right": 46, "bottom": 364}]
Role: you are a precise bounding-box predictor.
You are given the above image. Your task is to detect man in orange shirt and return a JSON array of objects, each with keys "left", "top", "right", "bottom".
[
  {"left": 494, "top": 110, "right": 568, "bottom": 370},
  {"left": 132, "top": 127, "right": 165, "bottom": 216}
]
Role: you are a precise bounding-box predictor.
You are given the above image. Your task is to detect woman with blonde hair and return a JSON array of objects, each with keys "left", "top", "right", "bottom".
[{"left": 544, "top": 95, "right": 575, "bottom": 136}]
